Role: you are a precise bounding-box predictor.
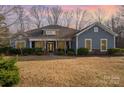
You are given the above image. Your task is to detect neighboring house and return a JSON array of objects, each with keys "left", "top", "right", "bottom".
[{"left": 10, "top": 22, "right": 118, "bottom": 54}]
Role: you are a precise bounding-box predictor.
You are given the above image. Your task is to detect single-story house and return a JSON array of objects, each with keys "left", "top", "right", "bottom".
[{"left": 10, "top": 22, "right": 118, "bottom": 54}]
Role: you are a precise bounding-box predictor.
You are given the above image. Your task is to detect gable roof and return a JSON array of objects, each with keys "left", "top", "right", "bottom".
[
  {"left": 76, "top": 22, "right": 118, "bottom": 37},
  {"left": 25, "top": 25, "right": 76, "bottom": 39}
]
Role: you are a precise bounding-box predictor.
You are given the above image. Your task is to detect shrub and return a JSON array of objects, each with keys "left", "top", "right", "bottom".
[
  {"left": 0, "top": 57, "right": 17, "bottom": 70},
  {"left": 0, "top": 48, "right": 5, "bottom": 55},
  {"left": 0, "top": 56, "right": 20, "bottom": 87},
  {"left": 22, "top": 48, "right": 35, "bottom": 55},
  {"left": 121, "top": 49, "right": 124, "bottom": 53},
  {"left": 0, "top": 69, "right": 20, "bottom": 87},
  {"left": 107, "top": 48, "right": 120, "bottom": 55},
  {"left": 34, "top": 48, "right": 43, "bottom": 55},
  {"left": 66, "top": 48, "right": 75, "bottom": 56},
  {"left": 8, "top": 48, "right": 20, "bottom": 55},
  {"left": 56, "top": 49, "right": 65, "bottom": 55},
  {"left": 77, "top": 48, "right": 89, "bottom": 55}
]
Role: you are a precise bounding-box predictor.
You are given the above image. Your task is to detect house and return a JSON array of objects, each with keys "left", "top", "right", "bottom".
[{"left": 10, "top": 22, "right": 118, "bottom": 54}]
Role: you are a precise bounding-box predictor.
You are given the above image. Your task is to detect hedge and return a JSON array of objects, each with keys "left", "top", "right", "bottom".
[
  {"left": 107, "top": 48, "right": 124, "bottom": 55},
  {"left": 0, "top": 47, "right": 43, "bottom": 56},
  {"left": 77, "top": 48, "right": 89, "bottom": 55},
  {"left": 56, "top": 49, "right": 65, "bottom": 55},
  {"left": 66, "top": 48, "right": 75, "bottom": 56}
]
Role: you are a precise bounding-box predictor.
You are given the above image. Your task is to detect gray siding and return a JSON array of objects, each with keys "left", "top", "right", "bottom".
[
  {"left": 10, "top": 35, "right": 29, "bottom": 48},
  {"left": 71, "top": 37, "right": 76, "bottom": 51},
  {"left": 77, "top": 25, "right": 114, "bottom": 49}
]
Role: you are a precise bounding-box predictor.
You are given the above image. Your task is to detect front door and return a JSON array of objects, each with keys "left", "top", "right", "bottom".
[{"left": 47, "top": 42, "right": 55, "bottom": 52}]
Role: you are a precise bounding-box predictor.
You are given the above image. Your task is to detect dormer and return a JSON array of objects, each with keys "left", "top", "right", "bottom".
[{"left": 45, "top": 30, "right": 56, "bottom": 35}]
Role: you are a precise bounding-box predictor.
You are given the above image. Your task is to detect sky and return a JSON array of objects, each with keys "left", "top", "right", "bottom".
[
  {"left": 22, "top": 5, "right": 119, "bottom": 17},
  {"left": 62, "top": 5, "right": 119, "bottom": 16},
  {"left": 8, "top": 5, "right": 120, "bottom": 33}
]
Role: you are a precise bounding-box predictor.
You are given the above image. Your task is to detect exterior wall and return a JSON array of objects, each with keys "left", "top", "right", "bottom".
[
  {"left": 71, "top": 37, "right": 76, "bottom": 52},
  {"left": 77, "top": 25, "right": 115, "bottom": 51},
  {"left": 10, "top": 35, "right": 29, "bottom": 48}
]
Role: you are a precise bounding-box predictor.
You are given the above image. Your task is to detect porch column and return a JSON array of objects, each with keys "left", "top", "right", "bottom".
[
  {"left": 44, "top": 41, "right": 46, "bottom": 50},
  {"left": 69, "top": 41, "right": 71, "bottom": 48},
  {"left": 65, "top": 41, "right": 67, "bottom": 54},
  {"left": 56, "top": 40, "right": 58, "bottom": 50},
  {"left": 29, "top": 41, "right": 32, "bottom": 48},
  {"left": 65, "top": 41, "right": 67, "bottom": 49}
]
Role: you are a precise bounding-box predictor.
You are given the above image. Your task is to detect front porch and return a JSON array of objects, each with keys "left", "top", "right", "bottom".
[{"left": 29, "top": 39, "right": 71, "bottom": 53}]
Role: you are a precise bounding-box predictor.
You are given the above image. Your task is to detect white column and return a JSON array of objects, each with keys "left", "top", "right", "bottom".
[
  {"left": 76, "top": 36, "right": 78, "bottom": 55},
  {"left": 69, "top": 41, "right": 71, "bottom": 48},
  {"left": 29, "top": 41, "right": 32, "bottom": 48},
  {"left": 44, "top": 41, "right": 46, "bottom": 50},
  {"left": 56, "top": 40, "right": 57, "bottom": 50}
]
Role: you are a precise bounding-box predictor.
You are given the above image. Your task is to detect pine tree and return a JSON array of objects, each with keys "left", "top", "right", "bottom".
[{"left": 0, "top": 14, "right": 10, "bottom": 47}]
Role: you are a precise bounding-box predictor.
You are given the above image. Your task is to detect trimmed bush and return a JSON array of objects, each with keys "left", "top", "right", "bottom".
[
  {"left": 56, "top": 49, "right": 65, "bottom": 55},
  {"left": 121, "top": 49, "right": 124, "bottom": 53},
  {"left": 21, "top": 48, "right": 35, "bottom": 55},
  {"left": 107, "top": 48, "right": 120, "bottom": 55},
  {"left": 0, "top": 47, "right": 13, "bottom": 55},
  {"left": 0, "top": 56, "right": 20, "bottom": 87},
  {"left": 34, "top": 48, "right": 43, "bottom": 55},
  {"left": 77, "top": 48, "right": 89, "bottom": 55},
  {"left": 8, "top": 48, "right": 18, "bottom": 55},
  {"left": 66, "top": 48, "right": 75, "bottom": 56}
]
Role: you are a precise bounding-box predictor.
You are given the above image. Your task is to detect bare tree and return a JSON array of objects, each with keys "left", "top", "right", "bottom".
[
  {"left": 0, "top": 6, "right": 17, "bottom": 29},
  {"left": 14, "top": 6, "right": 29, "bottom": 32},
  {"left": 62, "top": 10, "right": 74, "bottom": 27},
  {"left": 0, "top": 5, "right": 18, "bottom": 47},
  {"left": 46, "top": 6, "right": 63, "bottom": 25},
  {"left": 30, "top": 6, "right": 46, "bottom": 28},
  {"left": 74, "top": 8, "right": 88, "bottom": 30},
  {"left": 0, "top": 18, "right": 10, "bottom": 47},
  {"left": 46, "top": 7, "right": 53, "bottom": 25},
  {"left": 94, "top": 8, "right": 106, "bottom": 24}
]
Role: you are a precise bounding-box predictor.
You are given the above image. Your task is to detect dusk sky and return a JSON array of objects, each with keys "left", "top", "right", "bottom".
[{"left": 9, "top": 5, "right": 120, "bottom": 33}]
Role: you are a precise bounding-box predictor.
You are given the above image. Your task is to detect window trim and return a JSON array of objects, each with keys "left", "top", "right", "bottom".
[
  {"left": 45, "top": 30, "right": 56, "bottom": 35},
  {"left": 15, "top": 40, "right": 26, "bottom": 48},
  {"left": 85, "top": 39, "right": 92, "bottom": 52},
  {"left": 100, "top": 39, "right": 108, "bottom": 52},
  {"left": 94, "top": 27, "right": 99, "bottom": 32}
]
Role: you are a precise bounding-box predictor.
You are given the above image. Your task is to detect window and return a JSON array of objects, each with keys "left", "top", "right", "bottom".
[
  {"left": 94, "top": 27, "right": 98, "bottom": 32},
  {"left": 15, "top": 41, "right": 26, "bottom": 48},
  {"left": 18, "top": 35, "right": 23, "bottom": 39},
  {"left": 46, "top": 31, "right": 56, "bottom": 35},
  {"left": 35, "top": 41, "right": 44, "bottom": 48},
  {"left": 85, "top": 39, "right": 92, "bottom": 51},
  {"left": 100, "top": 39, "right": 108, "bottom": 52},
  {"left": 58, "top": 41, "right": 65, "bottom": 49}
]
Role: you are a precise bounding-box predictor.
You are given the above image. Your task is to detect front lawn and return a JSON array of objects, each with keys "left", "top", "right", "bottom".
[{"left": 16, "top": 56, "right": 124, "bottom": 87}]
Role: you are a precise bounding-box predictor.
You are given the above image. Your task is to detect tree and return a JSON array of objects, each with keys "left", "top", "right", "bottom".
[
  {"left": 14, "top": 6, "right": 29, "bottom": 32},
  {"left": 30, "top": 6, "right": 46, "bottom": 28},
  {"left": 46, "top": 6, "right": 63, "bottom": 25},
  {"left": 106, "top": 6, "right": 124, "bottom": 48},
  {"left": 0, "top": 14, "right": 10, "bottom": 47},
  {"left": 0, "top": 6, "right": 15, "bottom": 47},
  {"left": 93, "top": 8, "right": 106, "bottom": 24},
  {"left": 74, "top": 8, "right": 88, "bottom": 30},
  {"left": 62, "top": 10, "right": 74, "bottom": 27},
  {"left": 0, "top": 5, "right": 17, "bottom": 29}
]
